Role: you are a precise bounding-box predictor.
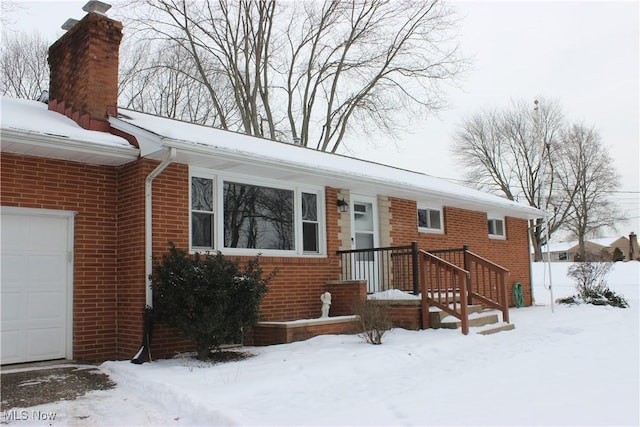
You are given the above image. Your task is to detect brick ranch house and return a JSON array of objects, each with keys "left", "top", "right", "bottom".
[{"left": 0, "top": 6, "right": 542, "bottom": 365}]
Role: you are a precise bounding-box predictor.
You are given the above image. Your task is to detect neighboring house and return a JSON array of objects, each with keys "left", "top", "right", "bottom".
[
  {"left": 532, "top": 241, "right": 576, "bottom": 262},
  {"left": 0, "top": 6, "right": 542, "bottom": 365},
  {"left": 533, "top": 233, "right": 639, "bottom": 262}
]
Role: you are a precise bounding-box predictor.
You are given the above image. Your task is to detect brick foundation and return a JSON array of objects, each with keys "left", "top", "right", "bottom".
[{"left": 246, "top": 316, "right": 361, "bottom": 346}]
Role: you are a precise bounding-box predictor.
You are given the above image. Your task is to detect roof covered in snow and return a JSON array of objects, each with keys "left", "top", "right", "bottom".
[
  {"left": 1, "top": 96, "right": 138, "bottom": 166},
  {"left": 538, "top": 236, "right": 629, "bottom": 253},
  {"left": 589, "top": 236, "right": 626, "bottom": 247},
  {"left": 110, "top": 109, "right": 543, "bottom": 220},
  {"left": 0, "top": 95, "right": 544, "bottom": 219}
]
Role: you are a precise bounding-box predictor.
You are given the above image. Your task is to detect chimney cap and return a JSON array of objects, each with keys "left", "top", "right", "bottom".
[
  {"left": 61, "top": 18, "right": 80, "bottom": 31},
  {"left": 82, "top": 0, "right": 111, "bottom": 15}
]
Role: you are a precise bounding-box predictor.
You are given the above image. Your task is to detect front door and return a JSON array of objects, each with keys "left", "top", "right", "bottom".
[{"left": 350, "top": 195, "right": 379, "bottom": 293}]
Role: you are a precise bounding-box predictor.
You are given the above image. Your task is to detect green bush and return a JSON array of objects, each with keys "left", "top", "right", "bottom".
[
  {"left": 557, "top": 287, "right": 629, "bottom": 308},
  {"left": 151, "top": 243, "right": 275, "bottom": 360},
  {"left": 612, "top": 247, "right": 625, "bottom": 262}
]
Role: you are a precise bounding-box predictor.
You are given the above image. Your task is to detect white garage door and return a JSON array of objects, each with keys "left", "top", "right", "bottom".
[{"left": 1, "top": 207, "right": 74, "bottom": 364}]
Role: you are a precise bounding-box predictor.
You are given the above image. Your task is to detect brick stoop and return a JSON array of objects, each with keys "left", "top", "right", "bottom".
[{"left": 247, "top": 315, "right": 361, "bottom": 346}]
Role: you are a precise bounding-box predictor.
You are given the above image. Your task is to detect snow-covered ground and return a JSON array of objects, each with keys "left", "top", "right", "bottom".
[{"left": 4, "top": 262, "right": 639, "bottom": 426}]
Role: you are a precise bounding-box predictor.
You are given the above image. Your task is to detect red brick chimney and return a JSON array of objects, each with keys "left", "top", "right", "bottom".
[
  {"left": 630, "top": 232, "right": 639, "bottom": 261},
  {"left": 48, "top": 4, "right": 122, "bottom": 132}
]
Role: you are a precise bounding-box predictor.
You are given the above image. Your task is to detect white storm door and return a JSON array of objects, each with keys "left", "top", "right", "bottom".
[
  {"left": 1, "top": 207, "right": 74, "bottom": 364},
  {"left": 350, "top": 196, "right": 379, "bottom": 293}
]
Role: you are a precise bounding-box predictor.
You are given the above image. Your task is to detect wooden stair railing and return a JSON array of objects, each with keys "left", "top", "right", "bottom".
[
  {"left": 420, "top": 248, "right": 511, "bottom": 335},
  {"left": 420, "top": 250, "right": 471, "bottom": 334},
  {"left": 464, "top": 250, "right": 510, "bottom": 324}
]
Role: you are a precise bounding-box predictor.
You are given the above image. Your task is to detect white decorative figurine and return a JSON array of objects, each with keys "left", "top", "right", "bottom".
[{"left": 320, "top": 292, "right": 332, "bottom": 318}]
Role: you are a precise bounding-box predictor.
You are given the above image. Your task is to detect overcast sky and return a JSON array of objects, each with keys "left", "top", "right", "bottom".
[{"left": 3, "top": 0, "right": 639, "bottom": 238}]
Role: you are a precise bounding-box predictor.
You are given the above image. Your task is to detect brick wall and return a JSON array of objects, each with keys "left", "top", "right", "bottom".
[
  {"left": 1, "top": 153, "right": 119, "bottom": 362},
  {"left": 115, "top": 160, "right": 194, "bottom": 360},
  {"left": 247, "top": 319, "right": 361, "bottom": 346},
  {"left": 131, "top": 166, "right": 345, "bottom": 358},
  {"left": 325, "top": 280, "right": 367, "bottom": 316},
  {"left": 388, "top": 198, "right": 533, "bottom": 306},
  {"left": 1, "top": 152, "right": 533, "bottom": 362}
]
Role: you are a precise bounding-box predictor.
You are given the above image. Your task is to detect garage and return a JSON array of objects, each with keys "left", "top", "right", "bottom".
[{"left": 1, "top": 207, "right": 74, "bottom": 364}]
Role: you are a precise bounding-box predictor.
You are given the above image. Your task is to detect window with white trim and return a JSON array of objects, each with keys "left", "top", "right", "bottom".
[
  {"left": 301, "top": 192, "right": 319, "bottom": 253},
  {"left": 190, "top": 169, "right": 324, "bottom": 255},
  {"left": 223, "top": 180, "right": 294, "bottom": 250},
  {"left": 191, "top": 176, "right": 215, "bottom": 248},
  {"left": 487, "top": 216, "right": 505, "bottom": 239},
  {"left": 417, "top": 206, "right": 443, "bottom": 233}
]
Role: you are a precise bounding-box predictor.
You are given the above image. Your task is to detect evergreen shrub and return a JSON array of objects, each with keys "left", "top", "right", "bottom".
[{"left": 151, "top": 242, "right": 275, "bottom": 360}]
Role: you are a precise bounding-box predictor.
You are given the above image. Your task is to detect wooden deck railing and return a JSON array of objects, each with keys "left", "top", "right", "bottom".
[
  {"left": 419, "top": 250, "right": 471, "bottom": 334},
  {"left": 338, "top": 242, "right": 511, "bottom": 333}
]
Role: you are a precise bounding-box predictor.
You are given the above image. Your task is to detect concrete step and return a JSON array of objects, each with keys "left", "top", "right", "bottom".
[
  {"left": 440, "top": 310, "right": 500, "bottom": 329},
  {"left": 429, "top": 304, "right": 483, "bottom": 321},
  {"left": 474, "top": 322, "right": 515, "bottom": 335},
  {"left": 428, "top": 304, "right": 484, "bottom": 328}
]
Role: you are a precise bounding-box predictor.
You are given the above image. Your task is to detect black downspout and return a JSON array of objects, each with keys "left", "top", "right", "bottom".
[{"left": 131, "top": 306, "right": 153, "bottom": 364}]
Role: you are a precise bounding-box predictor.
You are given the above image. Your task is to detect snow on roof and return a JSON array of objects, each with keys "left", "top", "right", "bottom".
[
  {"left": 539, "top": 241, "right": 577, "bottom": 253},
  {"left": 1, "top": 96, "right": 132, "bottom": 148},
  {"left": 589, "top": 236, "right": 625, "bottom": 247},
  {"left": 113, "top": 109, "right": 543, "bottom": 219},
  {"left": 537, "top": 236, "right": 627, "bottom": 253}
]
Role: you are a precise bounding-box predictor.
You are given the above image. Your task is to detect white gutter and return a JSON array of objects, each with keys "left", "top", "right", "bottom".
[
  {"left": 145, "top": 147, "right": 176, "bottom": 307},
  {"left": 0, "top": 128, "right": 139, "bottom": 164},
  {"left": 109, "top": 115, "right": 543, "bottom": 220},
  {"left": 158, "top": 138, "right": 544, "bottom": 220}
]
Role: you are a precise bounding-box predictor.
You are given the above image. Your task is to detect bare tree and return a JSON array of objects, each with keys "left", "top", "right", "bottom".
[
  {"left": 118, "top": 39, "right": 233, "bottom": 125},
  {"left": 451, "top": 99, "right": 572, "bottom": 261},
  {"left": 0, "top": 1, "right": 24, "bottom": 27},
  {"left": 555, "top": 123, "right": 620, "bottom": 260},
  {"left": 0, "top": 31, "right": 50, "bottom": 99},
  {"left": 122, "top": 0, "right": 465, "bottom": 151}
]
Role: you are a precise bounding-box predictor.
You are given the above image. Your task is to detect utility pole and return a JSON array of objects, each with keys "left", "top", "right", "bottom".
[{"left": 534, "top": 99, "right": 555, "bottom": 313}]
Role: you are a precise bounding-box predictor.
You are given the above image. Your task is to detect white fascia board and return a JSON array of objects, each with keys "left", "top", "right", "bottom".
[
  {"left": 1, "top": 128, "right": 139, "bottom": 162},
  {"left": 159, "top": 137, "right": 543, "bottom": 220},
  {"left": 109, "top": 116, "right": 164, "bottom": 156}
]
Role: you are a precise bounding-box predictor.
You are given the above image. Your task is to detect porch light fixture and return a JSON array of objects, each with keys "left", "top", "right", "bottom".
[{"left": 337, "top": 198, "right": 349, "bottom": 213}]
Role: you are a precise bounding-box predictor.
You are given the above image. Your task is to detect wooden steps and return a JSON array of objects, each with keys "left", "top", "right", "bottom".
[{"left": 432, "top": 305, "right": 515, "bottom": 335}]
